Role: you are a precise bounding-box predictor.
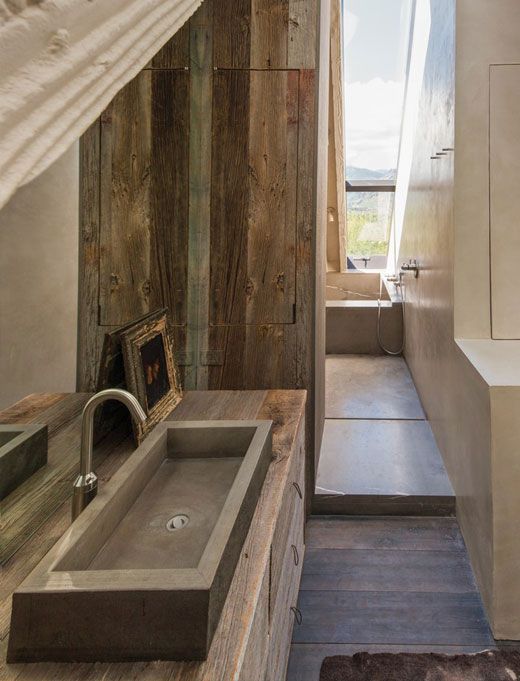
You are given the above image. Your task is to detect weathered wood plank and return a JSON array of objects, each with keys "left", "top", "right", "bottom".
[
  {"left": 167, "top": 390, "right": 268, "bottom": 421},
  {"left": 301, "top": 548, "right": 477, "bottom": 593},
  {"left": 207, "top": 324, "right": 297, "bottom": 390},
  {"left": 213, "top": 0, "right": 317, "bottom": 69},
  {"left": 293, "top": 590, "right": 494, "bottom": 646},
  {"left": 247, "top": 70, "right": 297, "bottom": 324},
  {"left": 210, "top": 70, "right": 297, "bottom": 326},
  {"left": 313, "top": 0, "right": 330, "bottom": 481},
  {"left": 329, "top": 0, "right": 347, "bottom": 271},
  {"left": 212, "top": 0, "right": 251, "bottom": 68},
  {"left": 149, "top": 69, "right": 189, "bottom": 326},
  {"left": 99, "top": 71, "right": 152, "bottom": 326},
  {"left": 305, "top": 516, "right": 466, "bottom": 552},
  {"left": 0, "top": 394, "right": 66, "bottom": 425},
  {"left": 0, "top": 502, "right": 70, "bottom": 640},
  {"left": 267, "top": 508, "right": 304, "bottom": 681},
  {"left": 288, "top": 0, "right": 317, "bottom": 69},
  {"left": 210, "top": 70, "right": 250, "bottom": 325},
  {"left": 250, "top": 0, "right": 289, "bottom": 68},
  {"left": 78, "top": 121, "right": 103, "bottom": 391},
  {"left": 150, "top": 22, "right": 190, "bottom": 69},
  {"left": 186, "top": 2, "right": 213, "bottom": 390},
  {"left": 237, "top": 567, "right": 270, "bottom": 681},
  {"left": 295, "top": 69, "right": 317, "bottom": 509}
]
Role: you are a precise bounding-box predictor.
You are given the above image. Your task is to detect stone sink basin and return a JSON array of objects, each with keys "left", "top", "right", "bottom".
[
  {"left": 8, "top": 419, "right": 273, "bottom": 662},
  {"left": 0, "top": 424, "right": 47, "bottom": 500}
]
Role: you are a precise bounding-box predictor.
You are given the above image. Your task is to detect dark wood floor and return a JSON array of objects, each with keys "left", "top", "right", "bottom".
[{"left": 287, "top": 516, "right": 495, "bottom": 681}]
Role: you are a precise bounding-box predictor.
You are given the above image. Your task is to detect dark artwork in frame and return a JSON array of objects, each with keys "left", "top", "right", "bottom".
[
  {"left": 95, "top": 309, "right": 168, "bottom": 441},
  {"left": 96, "top": 308, "right": 182, "bottom": 444},
  {"left": 120, "top": 310, "right": 182, "bottom": 443},
  {"left": 140, "top": 332, "right": 171, "bottom": 411}
]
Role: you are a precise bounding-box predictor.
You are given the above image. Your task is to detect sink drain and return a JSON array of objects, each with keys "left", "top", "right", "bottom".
[{"left": 166, "top": 514, "right": 189, "bottom": 531}]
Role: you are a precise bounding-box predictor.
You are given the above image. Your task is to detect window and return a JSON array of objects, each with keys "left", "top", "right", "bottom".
[{"left": 343, "top": 0, "right": 413, "bottom": 269}]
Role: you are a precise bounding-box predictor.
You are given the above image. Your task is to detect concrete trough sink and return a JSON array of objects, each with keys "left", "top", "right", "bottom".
[{"left": 8, "top": 419, "right": 273, "bottom": 662}]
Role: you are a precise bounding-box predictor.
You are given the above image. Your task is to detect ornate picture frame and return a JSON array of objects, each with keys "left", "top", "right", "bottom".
[{"left": 120, "top": 310, "right": 182, "bottom": 443}]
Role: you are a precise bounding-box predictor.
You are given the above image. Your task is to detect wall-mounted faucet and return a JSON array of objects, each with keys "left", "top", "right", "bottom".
[
  {"left": 71, "top": 389, "right": 147, "bottom": 521},
  {"left": 401, "top": 259, "right": 420, "bottom": 278}
]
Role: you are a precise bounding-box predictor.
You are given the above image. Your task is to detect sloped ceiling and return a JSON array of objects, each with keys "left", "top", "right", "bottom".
[{"left": 0, "top": 0, "right": 202, "bottom": 211}]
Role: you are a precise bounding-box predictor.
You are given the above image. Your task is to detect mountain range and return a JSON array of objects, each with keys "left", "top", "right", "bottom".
[{"left": 346, "top": 165, "right": 396, "bottom": 181}]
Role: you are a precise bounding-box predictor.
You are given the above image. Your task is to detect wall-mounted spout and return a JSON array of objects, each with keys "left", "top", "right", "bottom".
[{"left": 71, "top": 389, "right": 146, "bottom": 521}]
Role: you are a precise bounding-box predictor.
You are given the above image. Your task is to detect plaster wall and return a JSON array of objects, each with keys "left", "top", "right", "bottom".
[
  {"left": 398, "top": 0, "right": 496, "bottom": 624},
  {"left": 400, "top": 0, "right": 520, "bottom": 638},
  {"left": 0, "top": 144, "right": 79, "bottom": 410}
]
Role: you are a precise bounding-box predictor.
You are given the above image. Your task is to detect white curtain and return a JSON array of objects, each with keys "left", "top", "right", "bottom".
[{"left": 0, "top": 0, "right": 202, "bottom": 211}]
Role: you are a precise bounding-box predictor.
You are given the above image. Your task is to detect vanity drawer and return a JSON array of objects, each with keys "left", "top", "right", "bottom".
[
  {"left": 265, "top": 500, "right": 305, "bottom": 681},
  {"left": 270, "top": 443, "right": 305, "bottom": 614},
  {"left": 239, "top": 564, "right": 270, "bottom": 681}
]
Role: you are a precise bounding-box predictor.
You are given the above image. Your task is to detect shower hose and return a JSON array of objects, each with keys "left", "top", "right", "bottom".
[{"left": 377, "top": 275, "right": 405, "bottom": 356}]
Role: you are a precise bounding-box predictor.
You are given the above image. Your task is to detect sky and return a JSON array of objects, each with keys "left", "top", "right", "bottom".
[{"left": 344, "top": 0, "right": 413, "bottom": 172}]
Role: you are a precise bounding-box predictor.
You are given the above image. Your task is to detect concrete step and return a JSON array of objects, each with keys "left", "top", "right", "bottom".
[{"left": 314, "top": 419, "right": 455, "bottom": 516}]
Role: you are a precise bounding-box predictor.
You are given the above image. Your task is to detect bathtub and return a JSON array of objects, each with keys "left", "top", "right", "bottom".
[{"left": 326, "top": 272, "right": 403, "bottom": 355}]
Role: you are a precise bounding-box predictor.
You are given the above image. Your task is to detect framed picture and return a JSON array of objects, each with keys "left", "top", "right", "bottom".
[
  {"left": 95, "top": 309, "right": 169, "bottom": 442},
  {"left": 120, "top": 310, "right": 182, "bottom": 443}
]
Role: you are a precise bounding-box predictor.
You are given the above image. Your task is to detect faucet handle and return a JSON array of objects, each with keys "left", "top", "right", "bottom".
[{"left": 400, "top": 260, "right": 420, "bottom": 278}]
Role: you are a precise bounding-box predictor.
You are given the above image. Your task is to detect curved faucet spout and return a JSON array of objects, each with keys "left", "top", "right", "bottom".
[{"left": 72, "top": 389, "right": 147, "bottom": 521}]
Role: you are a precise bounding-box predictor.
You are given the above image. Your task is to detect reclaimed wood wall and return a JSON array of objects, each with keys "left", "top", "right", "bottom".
[{"left": 78, "top": 0, "right": 320, "bottom": 497}]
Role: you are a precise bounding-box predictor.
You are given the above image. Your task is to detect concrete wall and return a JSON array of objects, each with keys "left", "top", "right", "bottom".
[
  {"left": 398, "top": 0, "right": 496, "bottom": 625},
  {"left": 0, "top": 144, "right": 79, "bottom": 410},
  {"left": 400, "top": 0, "right": 520, "bottom": 638}
]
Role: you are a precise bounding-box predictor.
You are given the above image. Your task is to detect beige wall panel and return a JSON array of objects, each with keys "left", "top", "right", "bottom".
[
  {"left": 490, "top": 65, "right": 520, "bottom": 339},
  {"left": 0, "top": 145, "right": 79, "bottom": 409},
  {"left": 454, "top": 0, "right": 520, "bottom": 337},
  {"left": 491, "top": 386, "right": 520, "bottom": 638}
]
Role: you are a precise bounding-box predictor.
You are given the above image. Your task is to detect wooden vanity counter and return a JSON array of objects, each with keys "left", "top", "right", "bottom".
[{"left": 0, "top": 389, "right": 306, "bottom": 681}]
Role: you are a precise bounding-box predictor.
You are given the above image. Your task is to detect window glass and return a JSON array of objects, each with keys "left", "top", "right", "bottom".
[{"left": 343, "top": 0, "right": 412, "bottom": 268}]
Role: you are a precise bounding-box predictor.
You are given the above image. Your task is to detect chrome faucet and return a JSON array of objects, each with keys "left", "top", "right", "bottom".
[
  {"left": 401, "top": 259, "right": 420, "bottom": 278},
  {"left": 71, "top": 389, "right": 147, "bottom": 521}
]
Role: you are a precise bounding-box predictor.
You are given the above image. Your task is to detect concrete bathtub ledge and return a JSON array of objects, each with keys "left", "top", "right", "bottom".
[{"left": 325, "top": 274, "right": 403, "bottom": 355}]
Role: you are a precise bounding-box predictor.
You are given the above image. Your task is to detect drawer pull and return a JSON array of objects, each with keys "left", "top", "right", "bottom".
[
  {"left": 291, "top": 544, "right": 300, "bottom": 566},
  {"left": 290, "top": 606, "right": 303, "bottom": 625},
  {"left": 292, "top": 481, "right": 303, "bottom": 499}
]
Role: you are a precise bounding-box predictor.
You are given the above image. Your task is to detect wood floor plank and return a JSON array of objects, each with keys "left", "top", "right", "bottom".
[
  {"left": 286, "top": 643, "right": 499, "bottom": 681},
  {"left": 306, "top": 516, "right": 465, "bottom": 551},
  {"left": 312, "top": 494, "right": 456, "bottom": 517},
  {"left": 292, "top": 590, "right": 494, "bottom": 646},
  {"left": 301, "top": 548, "right": 477, "bottom": 593}
]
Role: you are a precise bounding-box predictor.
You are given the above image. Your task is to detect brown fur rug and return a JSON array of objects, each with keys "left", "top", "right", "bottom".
[{"left": 320, "top": 651, "right": 520, "bottom": 680}]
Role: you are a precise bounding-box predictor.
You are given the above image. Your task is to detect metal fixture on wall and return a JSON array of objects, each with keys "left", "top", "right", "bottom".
[{"left": 401, "top": 259, "right": 420, "bottom": 278}]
